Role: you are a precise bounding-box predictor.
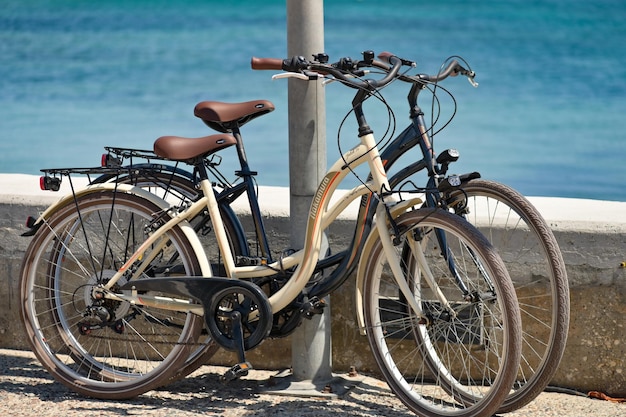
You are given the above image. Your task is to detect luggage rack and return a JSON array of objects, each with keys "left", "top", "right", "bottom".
[
  {"left": 38, "top": 146, "right": 228, "bottom": 192},
  {"left": 39, "top": 164, "right": 182, "bottom": 192},
  {"left": 102, "top": 146, "right": 169, "bottom": 167}
]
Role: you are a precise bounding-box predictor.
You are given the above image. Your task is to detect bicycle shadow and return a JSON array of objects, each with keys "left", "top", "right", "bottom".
[
  {"left": 0, "top": 349, "right": 415, "bottom": 416},
  {"left": 165, "top": 368, "right": 417, "bottom": 417}
]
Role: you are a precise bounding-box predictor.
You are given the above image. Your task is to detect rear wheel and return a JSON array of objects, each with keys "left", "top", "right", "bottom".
[
  {"left": 95, "top": 168, "right": 247, "bottom": 381},
  {"left": 20, "top": 191, "right": 203, "bottom": 399}
]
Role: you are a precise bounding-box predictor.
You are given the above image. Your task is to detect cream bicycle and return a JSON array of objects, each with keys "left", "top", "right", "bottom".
[{"left": 20, "top": 52, "right": 521, "bottom": 417}]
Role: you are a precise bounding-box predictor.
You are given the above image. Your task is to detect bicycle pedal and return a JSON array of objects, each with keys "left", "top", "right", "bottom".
[
  {"left": 221, "top": 361, "right": 252, "bottom": 383},
  {"left": 300, "top": 297, "right": 326, "bottom": 319}
]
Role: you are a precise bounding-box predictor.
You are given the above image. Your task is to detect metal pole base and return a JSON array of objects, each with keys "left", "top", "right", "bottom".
[{"left": 260, "top": 368, "right": 364, "bottom": 399}]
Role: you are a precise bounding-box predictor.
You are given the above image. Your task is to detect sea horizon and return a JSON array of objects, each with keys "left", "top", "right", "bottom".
[{"left": 2, "top": 0, "right": 625, "bottom": 202}]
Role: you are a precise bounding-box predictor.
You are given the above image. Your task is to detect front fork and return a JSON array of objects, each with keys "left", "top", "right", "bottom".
[
  {"left": 426, "top": 174, "right": 498, "bottom": 299},
  {"left": 354, "top": 198, "right": 456, "bottom": 334},
  {"left": 356, "top": 174, "right": 498, "bottom": 334},
  {"left": 376, "top": 201, "right": 460, "bottom": 318},
  {"left": 425, "top": 177, "right": 472, "bottom": 297}
]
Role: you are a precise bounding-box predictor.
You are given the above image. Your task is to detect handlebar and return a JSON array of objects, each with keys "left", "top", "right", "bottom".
[
  {"left": 376, "top": 52, "right": 477, "bottom": 87},
  {"left": 251, "top": 51, "right": 477, "bottom": 91},
  {"left": 251, "top": 51, "right": 406, "bottom": 91}
]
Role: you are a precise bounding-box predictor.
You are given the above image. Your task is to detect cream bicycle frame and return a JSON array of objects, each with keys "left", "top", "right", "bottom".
[{"left": 93, "top": 129, "right": 432, "bottom": 317}]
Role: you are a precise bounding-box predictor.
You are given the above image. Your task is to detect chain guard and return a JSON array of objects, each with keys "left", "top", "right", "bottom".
[
  {"left": 120, "top": 276, "right": 273, "bottom": 352},
  {"left": 205, "top": 284, "right": 272, "bottom": 351}
]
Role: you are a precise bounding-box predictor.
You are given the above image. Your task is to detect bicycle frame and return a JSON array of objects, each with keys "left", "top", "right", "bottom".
[
  {"left": 18, "top": 54, "right": 533, "bottom": 411},
  {"left": 316, "top": 79, "right": 487, "bottom": 329},
  {"left": 307, "top": 108, "right": 445, "bottom": 296},
  {"left": 29, "top": 63, "right": 471, "bottom": 332},
  {"left": 95, "top": 126, "right": 429, "bottom": 317}
]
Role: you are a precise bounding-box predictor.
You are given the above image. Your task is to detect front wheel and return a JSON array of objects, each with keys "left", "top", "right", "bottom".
[
  {"left": 20, "top": 191, "right": 204, "bottom": 399},
  {"left": 362, "top": 208, "right": 521, "bottom": 417},
  {"left": 444, "top": 179, "right": 569, "bottom": 412}
]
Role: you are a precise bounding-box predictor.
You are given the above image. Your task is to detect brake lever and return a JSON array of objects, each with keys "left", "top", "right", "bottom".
[
  {"left": 401, "top": 58, "right": 417, "bottom": 68},
  {"left": 467, "top": 72, "right": 479, "bottom": 88},
  {"left": 271, "top": 71, "right": 321, "bottom": 81}
]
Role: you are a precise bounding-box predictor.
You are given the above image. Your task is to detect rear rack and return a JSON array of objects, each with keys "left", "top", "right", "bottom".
[
  {"left": 38, "top": 164, "right": 184, "bottom": 190},
  {"left": 26, "top": 146, "right": 236, "bottom": 237},
  {"left": 38, "top": 146, "right": 231, "bottom": 192},
  {"left": 103, "top": 146, "right": 168, "bottom": 167}
]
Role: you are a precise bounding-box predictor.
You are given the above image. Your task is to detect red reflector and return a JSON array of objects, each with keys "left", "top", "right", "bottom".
[
  {"left": 25, "top": 216, "right": 36, "bottom": 228},
  {"left": 40, "top": 176, "right": 61, "bottom": 191},
  {"left": 102, "top": 153, "right": 122, "bottom": 167}
]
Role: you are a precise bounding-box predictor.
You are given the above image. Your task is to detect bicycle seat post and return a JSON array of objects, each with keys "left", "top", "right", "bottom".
[{"left": 231, "top": 125, "right": 256, "bottom": 178}]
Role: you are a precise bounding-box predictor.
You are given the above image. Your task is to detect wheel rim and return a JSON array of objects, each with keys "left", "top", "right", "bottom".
[{"left": 22, "top": 192, "right": 202, "bottom": 395}]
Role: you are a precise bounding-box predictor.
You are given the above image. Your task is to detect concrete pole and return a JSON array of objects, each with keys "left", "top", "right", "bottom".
[{"left": 286, "top": 0, "right": 331, "bottom": 386}]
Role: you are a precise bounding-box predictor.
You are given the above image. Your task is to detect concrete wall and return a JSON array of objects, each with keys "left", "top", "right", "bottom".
[{"left": 1, "top": 174, "right": 624, "bottom": 395}]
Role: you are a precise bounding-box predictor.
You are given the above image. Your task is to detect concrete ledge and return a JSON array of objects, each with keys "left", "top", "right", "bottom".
[{"left": 1, "top": 174, "right": 624, "bottom": 395}]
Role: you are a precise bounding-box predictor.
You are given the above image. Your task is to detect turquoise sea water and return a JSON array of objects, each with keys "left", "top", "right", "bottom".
[{"left": 1, "top": 0, "right": 625, "bottom": 201}]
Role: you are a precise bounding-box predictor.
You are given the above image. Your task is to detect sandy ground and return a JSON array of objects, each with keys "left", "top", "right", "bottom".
[{"left": 1, "top": 348, "right": 624, "bottom": 417}]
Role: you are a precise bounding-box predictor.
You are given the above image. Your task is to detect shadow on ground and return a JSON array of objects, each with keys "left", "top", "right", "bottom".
[{"left": 0, "top": 349, "right": 413, "bottom": 417}]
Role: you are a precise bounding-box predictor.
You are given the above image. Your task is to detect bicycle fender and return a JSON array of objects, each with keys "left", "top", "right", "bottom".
[
  {"left": 354, "top": 197, "right": 422, "bottom": 335},
  {"left": 22, "top": 183, "right": 212, "bottom": 276},
  {"left": 25, "top": 183, "right": 163, "bottom": 231}
]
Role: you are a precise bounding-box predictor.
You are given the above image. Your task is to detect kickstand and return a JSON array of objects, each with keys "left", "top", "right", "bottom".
[{"left": 221, "top": 310, "right": 253, "bottom": 383}]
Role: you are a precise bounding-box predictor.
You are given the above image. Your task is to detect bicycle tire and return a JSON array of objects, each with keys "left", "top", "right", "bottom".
[
  {"left": 443, "top": 179, "right": 569, "bottom": 412},
  {"left": 20, "top": 191, "right": 204, "bottom": 399},
  {"left": 93, "top": 164, "right": 199, "bottom": 204},
  {"left": 362, "top": 208, "right": 522, "bottom": 417}
]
